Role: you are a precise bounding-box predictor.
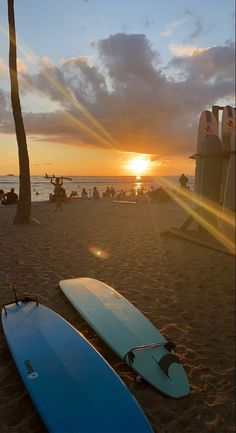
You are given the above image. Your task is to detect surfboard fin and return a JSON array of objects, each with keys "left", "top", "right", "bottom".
[
  {"left": 123, "top": 341, "right": 176, "bottom": 366},
  {"left": 158, "top": 353, "right": 181, "bottom": 378}
]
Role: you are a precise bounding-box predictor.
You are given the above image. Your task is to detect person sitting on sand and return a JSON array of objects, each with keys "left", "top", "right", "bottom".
[
  {"left": 81, "top": 188, "right": 88, "bottom": 199},
  {"left": 93, "top": 186, "right": 100, "bottom": 200},
  {"left": 116, "top": 189, "right": 126, "bottom": 199},
  {"left": 2, "top": 188, "right": 18, "bottom": 205},
  {"left": 148, "top": 186, "right": 170, "bottom": 203},
  {"left": 50, "top": 177, "right": 64, "bottom": 210},
  {"left": 103, "top": 187, "right": 113, "bottom": 198},
  {"left": 179, "top": 173, "right": 189, "bottom": 189},
  {"left": 110, "top": 187, "right": 115, "bottom": 198},
  {"left": 0, "top": 189, "right": 5, "bottom": 203}
]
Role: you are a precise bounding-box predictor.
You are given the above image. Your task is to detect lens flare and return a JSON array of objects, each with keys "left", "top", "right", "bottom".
[{"left": 88, "top": 246, "right": 110, "bottom": 259}]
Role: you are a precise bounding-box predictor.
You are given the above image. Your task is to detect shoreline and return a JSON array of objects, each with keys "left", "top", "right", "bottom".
[{"left": 0, "top": 199, "right": 235, "bottom": 433}]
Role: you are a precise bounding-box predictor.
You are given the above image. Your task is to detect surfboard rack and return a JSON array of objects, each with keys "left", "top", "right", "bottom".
[
  {"left": 123, "top": 341, "right": 176, "bottom": 366},
  {"left": 2, "top": 293, "right": 39, "bottom": 315},
  {"left": 190, "top": 151, "right": 231, "bottom": 159},
  {"left": 162, "top": 227, "right": 235, "bottom": 256}
]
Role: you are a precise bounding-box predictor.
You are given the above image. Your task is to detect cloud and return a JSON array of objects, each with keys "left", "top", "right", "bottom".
[
  {"left": 161, "top": 19, "right": 185, "bottom": 37},
  {"left": 0, "top": 58, "right": 6, "bottom": 75},
  {"left": 144, "top": 17, "right": 155, "bottom": 28},
  {"left": 169, "top": 41, "right": 235, "bottom": 82},
  {"left": 17, "top": 58, "right": 29, "bottom": 73},
  {"left": 0, "top": 34, "right": 235, "bottom": 159},
  {"left": 188, "top": 17, "right": 215, "bottom": 41},
  {"left": 183, "top": 9, "right": 215, "bottom": 42},
  {"left": 169, "top": 44, "right": 209, "bottom": 57}
]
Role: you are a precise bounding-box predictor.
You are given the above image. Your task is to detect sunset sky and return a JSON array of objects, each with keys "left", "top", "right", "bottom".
[{"left": 0, "top": 0, "right": 235, "bottom": 176}]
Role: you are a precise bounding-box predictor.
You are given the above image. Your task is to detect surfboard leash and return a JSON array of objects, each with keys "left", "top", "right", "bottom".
[
  {"left": 123, "top": 341, "right": 182, "bottom": 378},
  {"left": 2, "top": 287, "right": 39, "bottom": 316},
  {"left": 123, "top": 341, "right": 176, "bottom": 366}
]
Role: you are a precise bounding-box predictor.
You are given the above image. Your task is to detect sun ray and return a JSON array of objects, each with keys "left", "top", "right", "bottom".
[
  {"left": 151, "top": 176, "right": 235, "bottom": 254},
  {"left": 0, "top": 22, "right": 122, "bottom": 151}
]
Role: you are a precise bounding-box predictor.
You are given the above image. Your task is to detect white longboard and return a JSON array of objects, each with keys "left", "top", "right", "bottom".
[
  {"left": 60, "top": 277, "right": 190, "bottom": 398},
  {"left": 195, "top": 110, "right": 218, "bottom": 196},
  {"left": 221, "top": 106, "right": 235, "bottom": 210},
  {"left": 113, "top": 200, "right": 136, "bottom": 204},
  {"left": 199, "top": 134, "right": 224, "bottom": 228},
  {"left": 220, "top": 106, "right": 235, "bottom": 203},
  {"left": 221, "top": 107, "right": 236, "bottom": 246}
]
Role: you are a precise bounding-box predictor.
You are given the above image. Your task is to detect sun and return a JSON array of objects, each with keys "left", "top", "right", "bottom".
[{"left": 128, "top": 157, "right": 150, "bottom": 175}]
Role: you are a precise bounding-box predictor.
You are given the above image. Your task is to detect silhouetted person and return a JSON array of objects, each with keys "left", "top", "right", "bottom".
[
  {"left": 2, "top": 188, "right": 18, "bottom": 205},
  {"left": 50, "top": 177, "right": 64, "bottom": 210},
  {"left": 110, "top": 187, "right": 115, "bottom": 198},
  {"left": 81, "top": 188, "right": 88, "bottom": 199},
  {"left": 93, "top": 186, "right": 100, "bottom": 200},
  {"left": 179, "top": 173, "right": 189, "bottom": 189},
  {"left": 0, "top": 189, "right": 5, "bottom": 203}
]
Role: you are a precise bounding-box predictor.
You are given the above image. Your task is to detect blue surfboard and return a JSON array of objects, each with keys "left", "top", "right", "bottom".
[
  {"left": 60, "top": 278, "right": 190, "bottom": 398},
  {"left": 2, "top": 297, "right": 153, "bottom": 433}
]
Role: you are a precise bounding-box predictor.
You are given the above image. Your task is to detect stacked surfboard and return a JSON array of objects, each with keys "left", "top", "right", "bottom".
[
  {"left": 220, "top": 106, "right": 235, "bottom": 246},
  {"left": 194, "top": 106, "right": 235, "bottom": 252}
]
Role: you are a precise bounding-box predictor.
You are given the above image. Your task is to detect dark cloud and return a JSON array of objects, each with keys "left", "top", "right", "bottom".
[
  {"left": 170, "top": 41, "right": 235, "bottom": 82},
  {"left": 144, "top": 17, "right": 155, "bottom": 28},
  {"left": 188, "top": 17, "right": 215, "bottom": 40},
  {"left": 1, "top": 34, "right": 235, "bottom": 158},
  {"left": 183, "top": 9, "right": 215, "bottom": 42}
]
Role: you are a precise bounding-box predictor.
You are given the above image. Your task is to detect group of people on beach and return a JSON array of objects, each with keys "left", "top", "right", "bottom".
[
  {"left": 49, "top": 177, "right": 67, "bottom": 211},
  {"left": 0, "top": 188, "right": 18, "bottom": 205},
  {"left": 0, "top": 173, "right": 189, "bottom": 210},
  {"left": 48, "top": 173, "right": 189, "bottom": 210},
  {"left": 49, "top": 181, "right": 118, "bottom": 210}
]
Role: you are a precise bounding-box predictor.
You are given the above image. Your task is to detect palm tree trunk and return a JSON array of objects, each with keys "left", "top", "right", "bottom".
[{"left": 8, "top": 0, "right": 31, "bottom": 224}]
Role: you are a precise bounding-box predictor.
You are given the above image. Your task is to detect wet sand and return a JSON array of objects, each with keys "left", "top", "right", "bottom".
[{"left": 0, "top": 199, "right": 235, "bottom": 433}]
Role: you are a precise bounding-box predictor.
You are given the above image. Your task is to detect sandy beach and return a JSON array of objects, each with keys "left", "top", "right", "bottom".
[{"left": 0, "top": 199, "right": 235, "bottom": 433}]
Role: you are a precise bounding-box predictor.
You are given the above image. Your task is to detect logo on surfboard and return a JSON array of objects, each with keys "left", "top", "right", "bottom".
[
  {"left": 205, "top": 123, "right": 213, "bottom": 134},
  {"left": 24, "top": 360, "right": 39, "bottom": 379},
  {"left": 227, "top": 119, "right": 234, "bottom": 129}
]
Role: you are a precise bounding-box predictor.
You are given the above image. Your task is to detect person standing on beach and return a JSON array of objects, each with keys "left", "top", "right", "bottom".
[
  {"left": 179, "top": 173, "right": 189, "bottom": 189},
  {"left": 50, "top": 177, "right": 64, "bottom": 210}
]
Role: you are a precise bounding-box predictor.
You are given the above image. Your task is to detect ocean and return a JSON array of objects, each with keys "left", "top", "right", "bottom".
[{"left": 0, "top": 175, "right": 195, "bottom": 202}]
